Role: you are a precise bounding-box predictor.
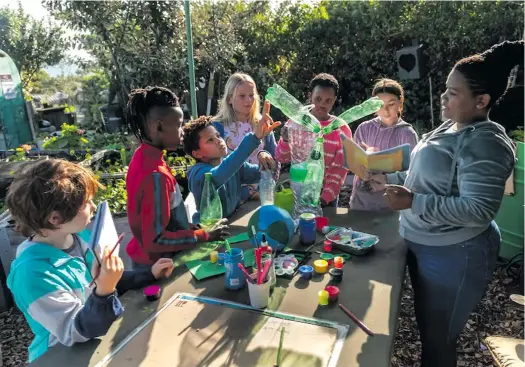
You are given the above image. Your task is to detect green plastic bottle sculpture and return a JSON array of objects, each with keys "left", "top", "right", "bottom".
[
  {"left": 323, "top": 97, "right": 384, "bottom": 135},
  {"left": 300, "top": 137, "right": 325, "bottom": 208},
  {"left": 199, "top": 172, "right": 223, "bottom": 230},
  {"left": 266, "top": 84, "right": 321, "bottom": 132}
]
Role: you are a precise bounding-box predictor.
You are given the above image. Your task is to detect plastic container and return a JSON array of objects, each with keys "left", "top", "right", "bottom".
[
  {"left": 217, "top": 253, "right": 226, "bottom": 266},
  {"left": 210, "top": 251, "right": 218, "bottom": 264},
  {"left": 320, "top": 253, "right": 334, "bottom": 266},
  {"left": 314, "top": 259, "right": 328, "bottom": 274},
  {"left": 318, "top": 290, "right": 329, "bottom": 306},
  {"left": 323, "top": 240, "right": 333, "bottom": 253},
  {"left": 329, "top": 268, "right": 343, "bottom": 282},
  {"left": 144, "top": 285, "right": 161, "bottom": 302},
  {"left": 324, "top": 285, "right": 340, "bottom": 302},
  {"left": 333, "top": 256, "right": 344, "bottom": 269},
  {"left": 298, "top": 265, "right": 313, "bottom": 280},
  {"left": 224, "top": 248, "right": 245, "bottom": 290},
  {"left": 315, "top": 216, "right": 329, "bottom": 232},
  {"left": 247, "top": 274, "right": 270, "bottom": 309},
  {"left": 259, "top": 170, "right": 275, "bottom": 206},
  {"left": 299, "top": 213, "right": 316, "bottom": 246}
]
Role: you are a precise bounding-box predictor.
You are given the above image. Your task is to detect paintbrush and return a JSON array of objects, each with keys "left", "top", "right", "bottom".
[
  {"left": 224, "top": 239, "right": 232, "bottom": 254},
  {"left": 274, "top": 326, "right": 285, "bottom": 367},
  {"left": 89, "top": 233, "right": 125, "bottom": 287},
  {"left": 338, "top": 303, "right": 374, "bottom": 336},
  {"left": 237, "top": 263, "right": 254, "bottom": 284},
  {"left": 251, "top": 225, "right": 260, "bottom": 248},
  {"left": 257, "top": 256, "right": 272, "bottom": 285}
]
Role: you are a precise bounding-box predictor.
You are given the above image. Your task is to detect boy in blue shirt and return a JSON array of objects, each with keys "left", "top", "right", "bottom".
[
  {"left": 184, "top": 101, "right": 280, "bottom": 223},
  {"left": 6, "top": 159, "right": 174, "bottom": 362}
]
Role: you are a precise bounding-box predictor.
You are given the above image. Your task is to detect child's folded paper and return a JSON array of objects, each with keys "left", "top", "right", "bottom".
[{"left": 340, "top": 134, "right": 411, "bottom": 179}]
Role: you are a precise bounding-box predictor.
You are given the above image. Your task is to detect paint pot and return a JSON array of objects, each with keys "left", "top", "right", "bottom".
[
  {"left": 315, "top": 216, "right": 329, "bottom": 232},
  {"left": 333, "top": 256, "right": 344, "bottom": 269},
  {"left": 217, "top": 253, "right": 226, "bottom": 266},
  {"left": 298, "top": 265, "right": 313, "bottom": 280},
  {"left": 329, "top": 268, "right": 343, "bottom": 283},
  {"left": 299, "top": 213, "right": 316, "bottom": 246},
  {"left": 144, "top": 285, "right": 161, "bottom": 302},
  {"left": 324, "top": 285, "right": 339, "bottom": 302},
  {"left": 320, "top": 253, "right": 334, "bottom": 266},
  {"left": 323, "top": 240, "right": 333, "bottom": 253},
  {"left": 318, "top": 290, "right": 329, "bottom": 306},
  {"left": 313, "top": 259, "right": 328, "bottom": 274},
  {"left": 210, "top": 250, "right": 218, "bottom": 264}
]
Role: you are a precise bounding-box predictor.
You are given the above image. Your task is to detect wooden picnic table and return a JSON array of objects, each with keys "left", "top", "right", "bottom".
[{"left": 29, "top": 201, "right": 406, "bottom": 367}]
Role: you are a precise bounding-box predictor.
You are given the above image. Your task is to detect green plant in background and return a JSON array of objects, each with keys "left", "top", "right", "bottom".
[
  {"left": 94, "top": 178, "right": 127, "bottom": 214},
  {"left": 510, "top": 128, "right": 524, "bottom": 143},
  {"left": 43, "top": 123, "right": 89, "bottom": 149}
]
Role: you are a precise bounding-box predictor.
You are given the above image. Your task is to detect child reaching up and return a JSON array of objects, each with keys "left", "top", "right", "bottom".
[
  {"left": 6, "top": 159, "right": 174, "bottom": 363},
  {"left": 212, "top": 72, "right": 279, "bottom": 201},
  {"left": 125, "top": 86, "right": 229, "bottom": 267},
  {"left": 275, "top": 73, "right": 352, "bottom": 207},
  {"left": 350, "top": 78, "right": 419, "bottom": 211},
  {"left": 185, "top": 101, "right": 280, "bottom": 223}
]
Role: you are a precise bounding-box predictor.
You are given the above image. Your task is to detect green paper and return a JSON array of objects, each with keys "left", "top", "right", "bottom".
[
  {"left": 186, "top": 248, "right": 255, "bottom": 280},
  {"left": 227, "top": 232, "right": 250, "bottom": 244},
  {"left": 172, "top": 241, "right": 224, "bottom": 268}
]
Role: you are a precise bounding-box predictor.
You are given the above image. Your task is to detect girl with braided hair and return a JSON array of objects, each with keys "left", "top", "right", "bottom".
[{"left": 369, "top": 40, "right": 523, "bottom": 366}]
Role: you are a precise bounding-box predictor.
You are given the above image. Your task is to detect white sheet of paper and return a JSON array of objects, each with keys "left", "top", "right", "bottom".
[{"left": 90, "top": 201, "right": 119, "bottom": 260}]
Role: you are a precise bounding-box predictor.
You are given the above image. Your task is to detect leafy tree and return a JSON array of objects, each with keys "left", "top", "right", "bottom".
[{"left": 0, "top": 3, "right": 67, "bottom": 87}]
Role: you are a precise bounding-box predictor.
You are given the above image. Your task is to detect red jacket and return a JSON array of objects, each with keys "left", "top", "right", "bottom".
[{"left": 125, "top": 143, "right": 208, "bottom": 265}]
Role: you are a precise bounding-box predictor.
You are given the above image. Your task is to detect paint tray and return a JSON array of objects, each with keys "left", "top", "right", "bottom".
[{"left": 325, "top": 228, "right": 378, "bottom": 256}]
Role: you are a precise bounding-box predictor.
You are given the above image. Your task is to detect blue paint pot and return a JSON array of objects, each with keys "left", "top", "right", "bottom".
[
  {"left": 299, "top": 265, "right": 313, "bottom": 280},
  {"left": 217, "top": 253, "right": 226, "bottom": 266}
]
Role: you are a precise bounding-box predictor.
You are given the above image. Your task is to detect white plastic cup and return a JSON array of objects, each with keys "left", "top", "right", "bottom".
[{"left": 247, "top": 274, "right": 271, "bottom": 309}]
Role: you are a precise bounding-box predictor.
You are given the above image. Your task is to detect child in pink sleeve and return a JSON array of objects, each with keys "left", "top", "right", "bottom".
[{"left": 275, "top": 73, "right": 352, "bottom": 207}]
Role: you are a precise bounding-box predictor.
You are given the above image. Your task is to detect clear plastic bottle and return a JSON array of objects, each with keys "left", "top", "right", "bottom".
[
  {"left": 265, "top": 84, "right": 320, "bottom": 132},
  {"left": 199, "top": 172, "right": 223, "bottom": 230},
  {"left": 322, "top": 97, "right": 384, "bottom": 134},
  {"left": 298, "top": 137, "right": 325, "bottom": 217},
  {"left": 259, "top": 170, "right": 275, "bottom": 206}
]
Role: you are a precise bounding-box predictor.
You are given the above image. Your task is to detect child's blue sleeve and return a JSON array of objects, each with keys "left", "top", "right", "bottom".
[
  {"left": 240, "top": 162, "right": 261, "bottom": 185},
  {"left": 209, "top": 133, "right": 261, "bottom": 187}
]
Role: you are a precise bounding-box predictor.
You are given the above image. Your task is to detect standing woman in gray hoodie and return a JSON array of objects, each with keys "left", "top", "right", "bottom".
[{"left": 369, "top": 40, "right": 523, "bottom": 367}]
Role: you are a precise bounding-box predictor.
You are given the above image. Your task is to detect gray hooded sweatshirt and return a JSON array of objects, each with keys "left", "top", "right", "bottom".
[{"left": 387, "top": 120, "right": 516, "bottom": 246}]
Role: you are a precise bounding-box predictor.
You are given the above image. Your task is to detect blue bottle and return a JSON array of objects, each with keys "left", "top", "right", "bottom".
[{"left": 224, "top": 248, "right": 245, "bottom": 290}]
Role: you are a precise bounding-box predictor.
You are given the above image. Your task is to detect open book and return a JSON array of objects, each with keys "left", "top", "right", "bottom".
[
  {"left": 89, "top": 201, "right": 119, "bottom": 265},
  {"left": 340, "top": 134, "right": 410, "bottom": 179}
]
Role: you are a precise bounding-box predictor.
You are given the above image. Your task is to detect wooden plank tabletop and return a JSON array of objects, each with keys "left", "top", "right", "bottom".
[{"left": 29, "top": 202, "right": 406, "bottom": 367}]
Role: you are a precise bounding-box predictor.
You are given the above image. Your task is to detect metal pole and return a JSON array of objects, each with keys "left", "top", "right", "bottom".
[
  {"left": 429, "top": 76, "right": 435, "bottom": 129},
  {"left": 184, "top": 0, "right": 198, "bottom": 119}
]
